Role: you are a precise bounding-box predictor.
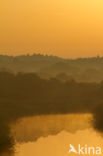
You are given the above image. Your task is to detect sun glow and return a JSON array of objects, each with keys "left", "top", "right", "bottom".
[{"left": 0, "top": 0, "right": 103, "bottom": 58}]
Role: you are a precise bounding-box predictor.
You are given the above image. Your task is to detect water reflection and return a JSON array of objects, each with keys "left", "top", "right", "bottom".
[
  {"left": 11, "top": 114, "right": 92, "bottom": 142},
  {"left": 15, "top": 129, "right": 103, "bottom": 156},
  {"left": 2, "top": 114, "right": 103, "bottom": 156}
]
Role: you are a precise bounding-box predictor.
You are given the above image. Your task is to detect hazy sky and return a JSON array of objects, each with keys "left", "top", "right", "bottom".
[{"left": 0, "top": 0, "right": 103, "bottom": 58}]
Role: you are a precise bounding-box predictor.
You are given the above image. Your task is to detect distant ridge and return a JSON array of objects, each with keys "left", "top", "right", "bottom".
[
  {"left": 0, "top": 54, "right": 103, "bottom": 82},
  {"left": 0, "top": 53, "right": 102, "bottom": 60}
]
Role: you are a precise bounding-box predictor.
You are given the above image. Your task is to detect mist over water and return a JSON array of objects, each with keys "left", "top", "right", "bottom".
[
  {"left": 8, "top": 114, "right": 103, "bottom": 156},
  {"left": 11, "top": 114, "right": 92, "bottom": 143},
  {"left": 0, "top": 55, "right": 103, "bottom": 155}
]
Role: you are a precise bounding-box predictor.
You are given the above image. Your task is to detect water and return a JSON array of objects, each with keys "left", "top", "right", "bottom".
[{"left": 2, "top": 114, "right": 103, "bottom": 156}]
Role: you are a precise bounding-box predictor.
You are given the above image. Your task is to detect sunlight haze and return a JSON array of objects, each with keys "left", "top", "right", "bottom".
[{"left": 0, "top": 0, "right": 103, "bottom": 58}]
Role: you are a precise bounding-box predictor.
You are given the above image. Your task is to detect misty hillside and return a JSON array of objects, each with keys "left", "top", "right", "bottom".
[
  {"left": 0, "top": 54, "right": 103, "bottom": 82},
  {"left": 0, "top": 71, "right": 103, "bottom": 153}
]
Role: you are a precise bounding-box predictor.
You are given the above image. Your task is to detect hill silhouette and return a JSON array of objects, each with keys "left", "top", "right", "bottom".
[{"left": 0, "top": 54, "right": 103, "bottom": 82}]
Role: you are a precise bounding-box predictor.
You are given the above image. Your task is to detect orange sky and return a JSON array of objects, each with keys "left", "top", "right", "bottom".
[{"left": 0, "top": 0, "right": 103, "bottom": 58}]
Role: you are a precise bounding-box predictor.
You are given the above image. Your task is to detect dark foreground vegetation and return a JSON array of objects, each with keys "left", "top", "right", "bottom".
[{"left": 0, "top": 71, "right": 103, "bottom": 153}]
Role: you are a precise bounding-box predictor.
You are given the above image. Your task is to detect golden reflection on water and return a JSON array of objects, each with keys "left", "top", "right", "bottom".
[
  {"left": 11, "top": 114, "right": 92, "bottom": 142},
  {"left": 15, "top": 129, "right": 103, "bottom": 156},
  {"left": 10, "top": 114, "right": 103, "bottom": 156}
]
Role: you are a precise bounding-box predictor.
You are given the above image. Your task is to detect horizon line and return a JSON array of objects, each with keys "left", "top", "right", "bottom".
[{"left": 0, "top": 53, "right": 102, "bottom": 60}]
